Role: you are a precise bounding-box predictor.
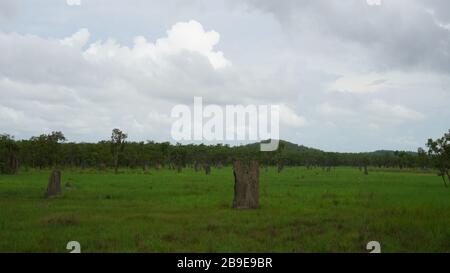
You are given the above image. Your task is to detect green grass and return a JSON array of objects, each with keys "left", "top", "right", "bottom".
[{"left": 0, "top": 167, "right": 449, "bottom": 253}]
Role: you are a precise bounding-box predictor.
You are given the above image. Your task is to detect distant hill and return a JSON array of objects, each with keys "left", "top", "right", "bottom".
[
  {"left": 248, "top": 140, "right": 416, "bottom": 155},
  {"left": 246, "top": 139, "right": 323, "bottom": 153},
  {"left": 365, "top": 150, "right": 418, "bottom": 156}
]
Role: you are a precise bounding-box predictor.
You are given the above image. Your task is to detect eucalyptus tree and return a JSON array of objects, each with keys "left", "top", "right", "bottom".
[
  {"left": 111, "top": 129, "right": 127, "bottom": 174},
  {"left": 170, "top": 143, "right": 187, "bottom": 172},
  {"left": 0, "top": 134, "right": 19, "bottom": 174},
  {"left": 426, "top": 130, "right": 450, "bottom": 187}
]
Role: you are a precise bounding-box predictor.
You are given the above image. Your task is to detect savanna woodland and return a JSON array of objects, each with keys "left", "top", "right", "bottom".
[
  {"left": 1, "top": 129, "right": 449, "bottom": 252},
  {"left": 3, "top": 0, "right": 450, "bottom": 256}
]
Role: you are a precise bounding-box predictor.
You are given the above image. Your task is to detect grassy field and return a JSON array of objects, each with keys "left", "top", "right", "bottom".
[{"left": 0, "top": 167, "right": 449, "bottom": 253}]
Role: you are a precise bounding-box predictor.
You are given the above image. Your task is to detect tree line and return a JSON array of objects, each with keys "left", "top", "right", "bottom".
[{"left": 1, "top": 129, "right": 449, "bottom": 182}]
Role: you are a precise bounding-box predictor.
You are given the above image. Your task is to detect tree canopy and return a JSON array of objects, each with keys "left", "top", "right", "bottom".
[{"left": 1, "top": 129, "right": 444, "bottom": 175}]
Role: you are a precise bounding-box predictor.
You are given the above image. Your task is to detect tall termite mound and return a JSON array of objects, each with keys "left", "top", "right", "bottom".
[{"left": 232, "top": 161, "right": 259, "bottom": 209}]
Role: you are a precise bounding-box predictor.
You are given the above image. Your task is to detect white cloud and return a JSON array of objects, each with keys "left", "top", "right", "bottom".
[
  {"left": 328, "top": 74, "right": 391, "bottom": 94},
  {"left": 279, "top": 105, "right": 308, "bottom": 128},
  {"left": 84, "top": 20, "right": 230, "bottom": 70},
  {"left": 0, "top": 105, "right": 24, "bottom": 124},
  {"left": 0, "top": 20, "right": 302, "bottom": 142},
  {"left": 1, "top": 1, "right": 449, "bottom": 151},
  {"left": 318, "top": 102, "right": 355, "bottom": 117},
  {"left": 66, "top": 0, "right": 81, "bottom": 6},
  {"left": 60, "top": 28, "right": 90, "bottom": 48},
  {"left": 0, "top": 21, "right": 233, "bottom": 141},
  {"left": 366, "top": 99, "right": 425, "bottom": 124}
]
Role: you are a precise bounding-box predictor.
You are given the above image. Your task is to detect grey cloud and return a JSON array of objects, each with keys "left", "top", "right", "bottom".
[
  {"left": 421, "top": 0, "right": 450, "bottom": 23},
  {"left": 0, "top": 32, "right": 102, "bottom": 87},
  {"left": 0, "top": 25, "right": 307, "bottom": 143},
  {"left": 0, "top": 0, "right": 17, "bottom": 20},
  {"left": 0, "top": 2, "right": 447, "bottom": 152},
  {"left": 368, "top": 79, "right": 387, "bottom": 86},
  {"left": 242, "top": 0, "right": 450, "bottom": 73}
]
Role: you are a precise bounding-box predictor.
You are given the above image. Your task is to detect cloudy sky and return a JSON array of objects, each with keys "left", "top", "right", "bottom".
[{"left": 1, "top": 0, "right": 449, "bottom": 152}]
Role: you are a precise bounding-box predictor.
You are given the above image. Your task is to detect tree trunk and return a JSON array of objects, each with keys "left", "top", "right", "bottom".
[
  {"left": 364, "top": 165, "right": 369, "bottom": 175},
  {"left": 45, "top": 170, "right": 61, "bottom": 198},
  {"left": 9, "top": 154, "right": 19, "bottom": 174},
  {"left": 444, "top": 171, "right": 449, "bottom": 188},
  {"left": 114, "top": 156, "right": 119, "bottom": 174},
  {"left": 277, "top": 163, "right": 284, "bottom": 173},
  {"left": 204, "top": 164, "right": 211, "bottom": 175},
  {"left": 113, "top": 154, "right": 119, "bottom": 174},
  {"left": 194, "top": 162, "right": 201, "bottom": 172},
  {"left": 98, "top": 163, "right": 106, "bottom": 171},
  {"left": 232, "top": 161, "right": 259, "bottom": 209}
]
